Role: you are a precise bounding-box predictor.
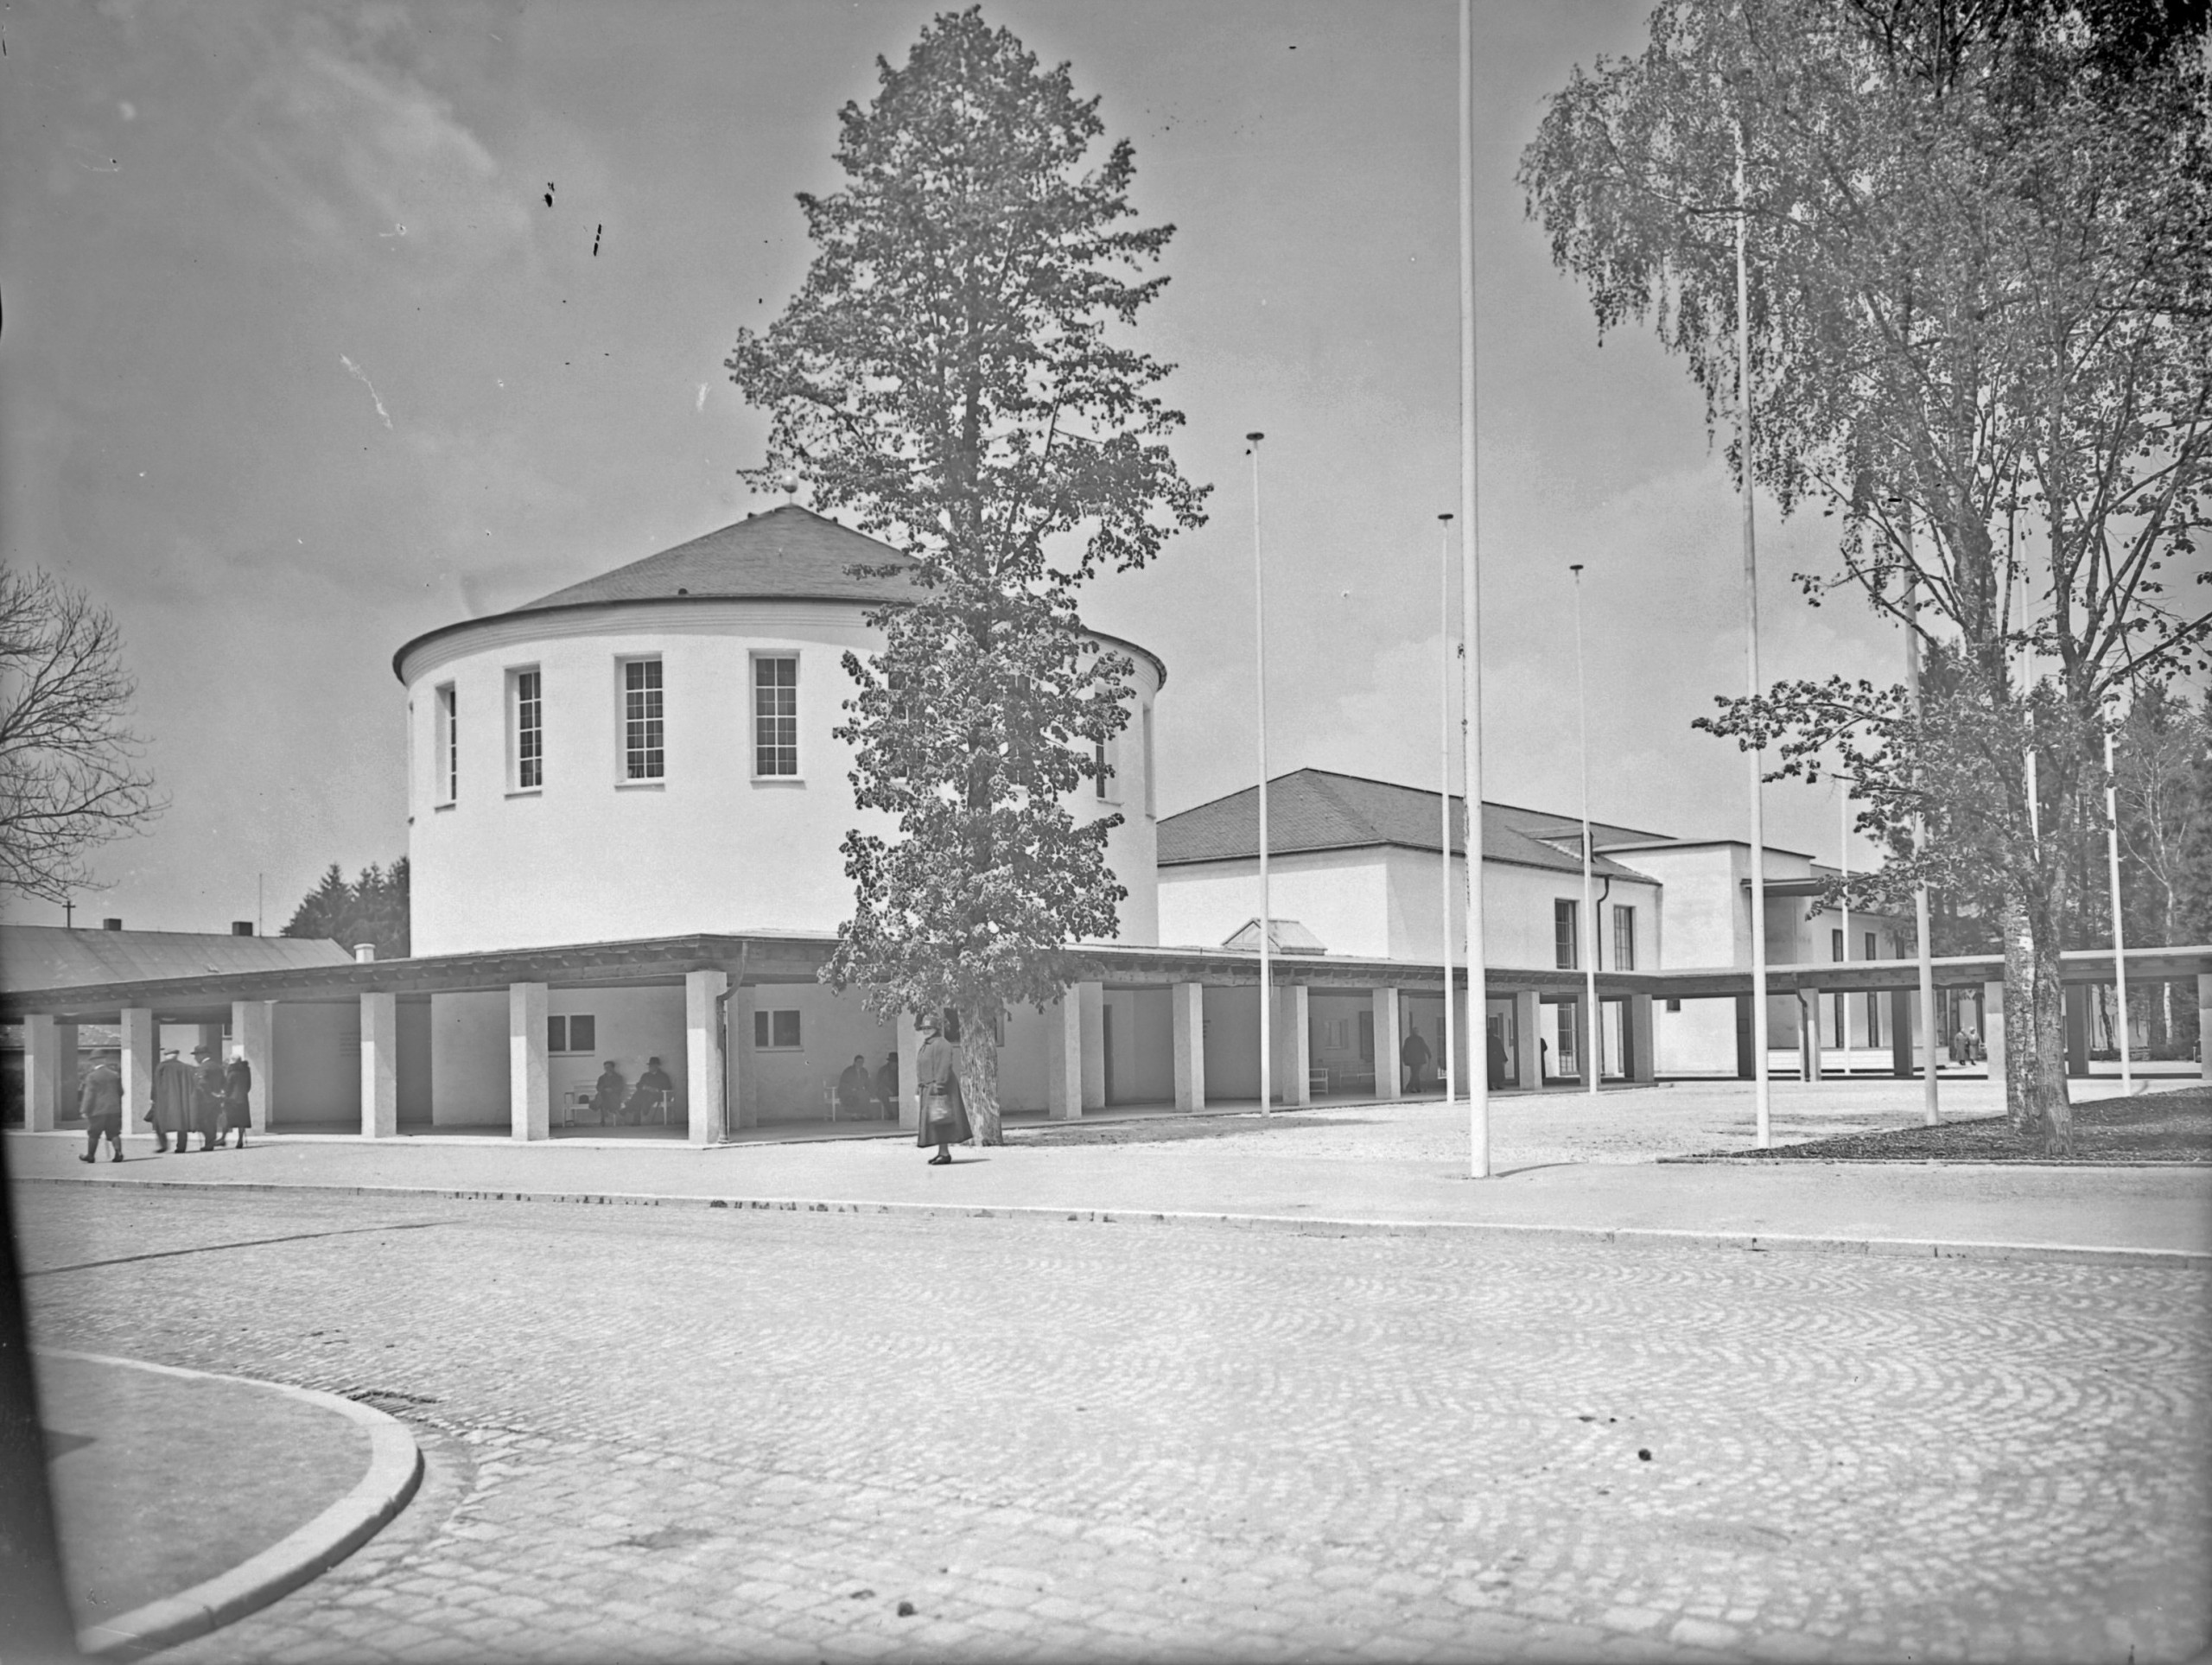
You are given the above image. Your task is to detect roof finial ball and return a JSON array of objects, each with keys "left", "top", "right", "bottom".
[{"left": 779, "top": 469, "right": 801, "bottom": 504}]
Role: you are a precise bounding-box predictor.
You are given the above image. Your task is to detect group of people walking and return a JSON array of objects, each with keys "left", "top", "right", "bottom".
[{"left": 73, "top": 1045, "right": 251, "bottom": 1163}]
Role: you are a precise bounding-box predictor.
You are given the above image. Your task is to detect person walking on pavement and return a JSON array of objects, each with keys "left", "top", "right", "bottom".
[
  {"left": 216, "top": 1053, "right": 253, "bottom": 1149},
  {"left": 77, "top": 1055, "right": 124, "bottom": 1163},
  {"left": 189, "top": 1046, "right": 226, "bottom": 1152},
  {"left": 148, "top": 1048, "right": 195, "bottom": 1153},
  {"left": 1401, "top": 1026, "right": 1433, "bottom": 1095},
  {"left": 915, "top": 1013, "right": 971, "bottom": 1166}
]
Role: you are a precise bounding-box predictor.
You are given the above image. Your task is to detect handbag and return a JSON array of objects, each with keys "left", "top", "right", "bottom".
[{"left": 924, "top": 1085, "right": 954, "bottom": 1128}]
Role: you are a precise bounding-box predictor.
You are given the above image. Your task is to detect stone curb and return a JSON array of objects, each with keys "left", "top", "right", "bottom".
[
  {"left": 22, "top": 1173, "right": 2209, "bottom": 1269},
  {"left": 48, "top": 1350, "right": 423, "bottom": 1662}
]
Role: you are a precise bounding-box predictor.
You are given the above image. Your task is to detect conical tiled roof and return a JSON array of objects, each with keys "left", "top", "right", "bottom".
[
  {"left": 514, "top": 505, "right": 918, "bottom": 612},
  {"left": 394, "top": 504, "right": 1166, "bottom": 685}
]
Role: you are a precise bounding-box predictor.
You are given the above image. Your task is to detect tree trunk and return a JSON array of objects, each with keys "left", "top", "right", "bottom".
[
  {"left": 2001, "top": 893, "right": 2073, "bottom": 1154},
  {"left": 955, "top": 1007, "right": 1003, "bottom": 1146}
]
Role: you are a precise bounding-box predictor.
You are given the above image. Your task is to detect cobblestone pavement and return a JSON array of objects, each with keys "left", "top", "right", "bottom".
[{"left": 17, "top": 1184, "right": 2210, "bottom": 1664}]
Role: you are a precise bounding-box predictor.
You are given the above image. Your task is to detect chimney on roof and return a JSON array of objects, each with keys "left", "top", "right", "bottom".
[
  {"left": 353, "top": 943, "right": 376, "bottom": 963},
  {"left": 102, "top": 918, "right": 123, "bottom": 931},
  {"left": 231, "top": 921, "right": 254, "bottom": 937}
]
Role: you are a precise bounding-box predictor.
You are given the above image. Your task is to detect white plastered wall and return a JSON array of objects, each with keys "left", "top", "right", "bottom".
[{"left": 404, "top": 601, "right": 1162, "bottom": 955}]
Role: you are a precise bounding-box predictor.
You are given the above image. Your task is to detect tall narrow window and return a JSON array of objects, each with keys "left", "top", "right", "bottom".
[
  {"left": 435, "top": 683, "right": 457, "bottom": 804},
  {"left": 753, "top": 656, "right": 798, "bottom": 776},
  {"left": 1611, "top": 905, "right": 1636, "bottom": 970},
  {"left": 1832, "top": 928, "right": 1845, "bottom": 962},
  {"left": 1554, "top": 899, "right": 1579, "bottom": 970},
  {"left": 1095, "top": 740, "right": 1109, "bottom": 800},
  {"left": 1141, "top": 705, "right": 1155, "bottom": 819},
  {"left": 622, "top": 658, "right": 664, "bottom": 780},
  {"left": 512, "top": 668, "right": 543, "bottom": 790},
  {"left": 1865, "top": 931, "right": 1879, "bottom": 961}
]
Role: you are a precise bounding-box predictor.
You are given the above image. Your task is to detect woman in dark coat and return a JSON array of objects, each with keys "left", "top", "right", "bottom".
[
  {"left": 914, "top": 1013, "right": 971, "bottom": 1165},
  {"left": 219, "top": 1055, "right": 253, "bottom": 1148}
]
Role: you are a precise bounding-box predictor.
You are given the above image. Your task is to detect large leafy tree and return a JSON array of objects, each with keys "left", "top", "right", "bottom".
[
  {"left": 1522, "top": 0, "right": 2212, "bottom": 1146},
  {"left": 726, "top": 8, "right": 1206, "bottom": 1142}
]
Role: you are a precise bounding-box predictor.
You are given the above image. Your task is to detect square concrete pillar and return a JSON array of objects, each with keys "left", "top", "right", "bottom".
[
  {"left": 1630, "top": 993, "right": 1656, "bottom": 1084},
  {"left": 1284, "top": 984, "right": 1312, "bottom": 1107},
  {"left": 232, "top": 1001, "right": 275, "bottom": 1131},
  {"left": 509, "top": 982, "right": 549, "bottom": 1141},
  {"left": 1046, "top": 990, "right": 1084, "bottom": 1121},
  {"left": 729, "top": 985, "right": 759, "bottom": 1129},
  {"left": 1371, "top": 988, "right": 1402, "bottom": 1099},
  {"left": 360, "top": 991, "right": 397, "bottom": 1139},
  {"left": 1513, "top": 990, "right": 1541, "bottom": 1090},
  {"left": 1801, "top": 989, "right": 1822, "bottom": 1082},
  {"left": 685, "top": 969, "right": 728, "bottom": 1146},
  {"left": 896, "top": 1009, "right": 921, "bottom": 1131},
  {"left": 2196, "top": 973, "right": 2211, "bottom": 1081},
  {"left": 1170, "top": 982, "right": 1205, "bottom": 1112},
  {"left": 1077, "top": 982, "right": 1106, "bottom": 1111},
  {"left": 119, "top": 1007, "right": 155, "bottom": 1129},
  {"left": 1985, "top": 981, "right": 2008, "bottom": 1088},
  {"left": 24, "top": 1014, "right": 61, "bottom": 1132}
]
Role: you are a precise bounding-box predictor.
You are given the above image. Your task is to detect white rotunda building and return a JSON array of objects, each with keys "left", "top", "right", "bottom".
[{"left": 395, "top": 505, "right": 1166, "bottom": 958}]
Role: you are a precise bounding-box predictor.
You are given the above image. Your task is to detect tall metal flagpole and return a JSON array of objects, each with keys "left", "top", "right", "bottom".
[
  {"left": 1902, "top": 513, "right": 1941, "bottom": 1125},
  {"left": 1459, "top": 0, "right": 1491, "bottom": 1177},
  {"left": 1838, "top": 784, "right": 1850, "bottom": 1064},
  {"left": 1734, "top": 114, "right": 1771, "bottom": 1147},
  {"left": 2105, "top": 728, "right": 2138, "bottom": 1094},
  {"left": 1440, "top": 514, "right": 1457, "bottom": 1112},
  {"left": 1249, "top": 432, "right": 1273, "bottom": 1116},
  {"left": 1572, "top": 563, "right": 1600, "bottom": 1094}
]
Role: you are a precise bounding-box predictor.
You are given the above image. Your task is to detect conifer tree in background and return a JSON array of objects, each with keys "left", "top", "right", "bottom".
[
  {"left": 281, "top": 859, "right": 410, "bottom": 960},
  {"left": 727, "top": 8, "right": 1206, "bottom": 1142},
  {"left": 1522, "top": 0, "right": 2211, "bottom": 1147}
]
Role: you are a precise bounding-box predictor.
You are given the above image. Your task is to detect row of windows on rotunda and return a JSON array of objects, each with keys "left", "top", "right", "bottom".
[{"left": 425, "top": 654, "right": 800, "bottom": 802}]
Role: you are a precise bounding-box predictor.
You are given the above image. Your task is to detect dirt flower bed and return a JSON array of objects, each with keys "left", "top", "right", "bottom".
[{"left": 1680, "top": 1083, "right": 2211, "bottom": 1165}]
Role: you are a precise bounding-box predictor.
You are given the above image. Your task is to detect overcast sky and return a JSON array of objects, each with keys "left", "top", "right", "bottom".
[{"left": 3, "top": 0, "right": 1911, "bottom": 935}]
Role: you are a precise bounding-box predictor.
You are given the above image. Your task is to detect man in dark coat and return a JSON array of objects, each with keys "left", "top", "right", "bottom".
[
  {"left": 591, "top": 1061, "right": 626, "bottom": 1125},
  {"left": 1487, "top": 1028, "right": 1510, "bottom": 1093},
  {"left": 626, "top": 1056, "right": 674, "bottom": 1124},
  {"left": 217, "top": 1055, "right": 253, "bottom": 1148},
  {"left": 190, "top": 1047, "right": 226, "bottom": 1152},
  {"left": 149, "top": 1050, "right": 195, "bottom": 1153},
  {"left": 77, "top": 1056, "right": 124, "bottom": 1163},
  {"left": 874, "top": 1052, "right": 899, "bottom": 1121},
  {"left": 1401, "top": 1028, "right": 1433, "bottom": 1095},
  {"left": 915, "top": 1014, "right": 971, "bottom": 1164},
  {"left": 836, "top": 1054, "right": 872, "bottom": 1121}
]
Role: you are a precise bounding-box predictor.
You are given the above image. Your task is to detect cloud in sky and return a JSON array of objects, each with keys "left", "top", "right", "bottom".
[{"left": 212, "top": 9, "right": 532, "bottom": 287}]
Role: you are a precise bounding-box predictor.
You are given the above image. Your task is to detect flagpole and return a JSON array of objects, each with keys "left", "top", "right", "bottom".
[
  {"left": 1249, "top": 432, "right": 1272, "bottom": 1116},
  {"left": 2105, "top": 728, "right": 2138, "bottom": 1094},
  {"left": 1734, "top": 111, "right": 1771, "bottom": 1149},
  {"left": 1572, "top": 563, "right": 1599, "bottom": 1094},
  {"left": 1459, "top": 0, "right": 1490, "bottom": 1177},
  {"left": 1901, "top": 511, "right": 1940, "bottom": 1126},
  {"left": 1440, "top": 513, "right": 1456, "bottom": 1112}
]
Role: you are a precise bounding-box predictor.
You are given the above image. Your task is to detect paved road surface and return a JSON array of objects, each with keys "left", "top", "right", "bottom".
[{"left": 18, "top": 1183, "right": 2209, "bottom": 1662}]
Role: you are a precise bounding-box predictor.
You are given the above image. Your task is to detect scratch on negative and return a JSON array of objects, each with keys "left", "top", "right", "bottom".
[{"left": 340, "top": 355, "right": 393, "bottom": 429}]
